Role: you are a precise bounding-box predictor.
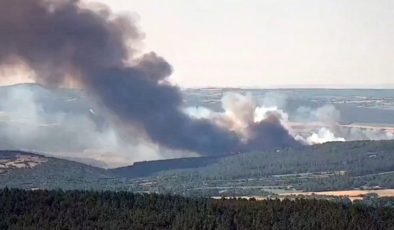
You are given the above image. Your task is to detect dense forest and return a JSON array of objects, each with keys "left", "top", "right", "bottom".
[{"left": 0, "top": 189, "right": 393, "bottom": 229}]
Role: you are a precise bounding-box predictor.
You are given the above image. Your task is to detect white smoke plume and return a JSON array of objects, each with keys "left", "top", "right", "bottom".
[
  {"left": 294, "top": 104, "right": 394, "bottom": 144},
  {"left": 185, "top": 92, "right": 292, "bottom": 143},
  {"left": 302, "top": 128, "right": 346, "bottom": 145},
  {"left": 186, "top": 92, "right": 394, "bottom": 146}
]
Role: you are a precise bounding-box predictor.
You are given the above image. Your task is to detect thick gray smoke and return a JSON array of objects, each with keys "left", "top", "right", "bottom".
[
  {"left": 0, "top": 0, "right": 299, "bottom": 156},
  {"left": 0, "top": 84, "right": 180, "bottom": 168}
]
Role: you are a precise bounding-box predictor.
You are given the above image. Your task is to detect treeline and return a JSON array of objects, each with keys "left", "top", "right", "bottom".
[{"left": 0, "top": 189, "right": 393, "bottom": 229}]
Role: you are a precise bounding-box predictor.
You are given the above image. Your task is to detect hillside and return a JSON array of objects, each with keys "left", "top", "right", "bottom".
[
  {"left": 1, "top": 140, "right": 394, "bottom": 197},
  {"left": 159, "top": 140, "right": 394, "bottom": 178},
  {"left": 111, "top": 140, "right": 394, "bottom": 179},
  {"left": 0, "top": 151, "right": 115, "bottom": 190},
  {"left": 112, "top": 155, "right": 223, "bottom": 178},
  {"left": 111, "top": 140, "right": 394, "bottom": 196}
]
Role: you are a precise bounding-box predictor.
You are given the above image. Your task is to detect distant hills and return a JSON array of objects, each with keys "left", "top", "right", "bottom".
[{"left": 1, "top": 140, "right": 394, "bottom": 197}]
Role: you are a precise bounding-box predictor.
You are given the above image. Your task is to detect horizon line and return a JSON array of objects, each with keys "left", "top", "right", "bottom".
[{"left": 2, "top": 82, "right": 394, "bottom": 90}]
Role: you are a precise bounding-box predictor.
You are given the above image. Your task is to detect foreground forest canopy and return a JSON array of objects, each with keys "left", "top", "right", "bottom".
[{"left": 0, "top": 189, "right": 393, "bottom": 229}]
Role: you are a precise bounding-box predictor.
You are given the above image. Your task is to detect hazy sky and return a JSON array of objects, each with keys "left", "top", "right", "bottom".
[{"left": 91, "top": 1, "right": 394, "bottom": 87}]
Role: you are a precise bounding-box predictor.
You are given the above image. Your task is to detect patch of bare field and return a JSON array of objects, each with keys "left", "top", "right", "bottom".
[
  {"left": 282, "top": 189, "right": 394, "bottom": 201},
  {"left": 0, "top": 154, "right": 48, "bottom": 172}
]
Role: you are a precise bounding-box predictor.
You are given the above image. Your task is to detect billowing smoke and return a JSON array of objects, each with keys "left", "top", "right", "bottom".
[
  {"left": 293, "top": 103, "right": 394, "bottom": 144},
  {"left": 302, "top": 128, "right": 345, "bottom": 144},
  {"left": 0, "top": 0, "right": 299, "bottom": 156},
  {"left": 186, "top": 92, "right": 394, "bottom": 146},
  {"left": 0, "top": 84, "right": 189, "bottom": 167},
  {"left": 185, "top": 93, "right": 299, "bottom": 151}
]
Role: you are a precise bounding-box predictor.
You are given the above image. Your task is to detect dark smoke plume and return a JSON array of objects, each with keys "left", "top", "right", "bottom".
[{"left": 0, "top": 0, "right": 299, "bottom": 155}]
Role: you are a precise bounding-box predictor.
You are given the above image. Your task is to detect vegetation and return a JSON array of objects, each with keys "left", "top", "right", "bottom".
[
  {"left": 0, "top": 189, "right": 393, "bottom": 229},
  {"left": 140, "top": 140, "right": 394, "bottom": 196},
  {"left": 157, "top": 140, "right": 394, "bottom": 179},
  {"left": 1, "top": 140, "right": 394, "bottom": 196},
  {"left": 0, "top": 153, "right": 117, "bottom": 190}
]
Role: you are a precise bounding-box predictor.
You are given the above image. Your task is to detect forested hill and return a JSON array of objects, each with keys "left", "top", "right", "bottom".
[
  {"left": 112, "top": 155, "right": 223, "bottom": 178},
  {"left": 124, "top": 140, "right": 394, "bottom": 196},
  {"left": 1, "top": 140, "right": 394, "bottom": 195},
  {"left": 0, "top": 150, "right": 114, "bottom": 190},
  {"left": 157, "top": 140, "right": 394, "bottom": 179},
  {"left": 0, "top": 189, "right": 393, "bottom": 229},
  {"left": 112, "top": 140, "right": 394, "bottom": 179}
]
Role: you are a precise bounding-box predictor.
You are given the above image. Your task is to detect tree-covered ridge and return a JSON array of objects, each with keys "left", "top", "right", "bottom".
[
  {"left": 1, "top": 140, "right": 394, "bottom": 195},
  {"left": 146, "top": 140, "right": 394, "bottom": 195},
  {"left": 0, "top": 189, "right": 393, "bottom": 230},
  {"left": 0, "top": 151, "right": 116, "bottom": 190},
  {"left": 158, "top": 140, "right": 394, "bottom": 179}
]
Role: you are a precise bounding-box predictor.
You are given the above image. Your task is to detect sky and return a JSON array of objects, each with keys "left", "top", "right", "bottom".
[{"left": 18, "top": 0, "right": 394, "bottom": 88}]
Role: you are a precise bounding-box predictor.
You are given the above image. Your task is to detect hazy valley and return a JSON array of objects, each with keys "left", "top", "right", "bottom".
[{"left": 1, "top": 84, "right": 394, "bottom": 201}]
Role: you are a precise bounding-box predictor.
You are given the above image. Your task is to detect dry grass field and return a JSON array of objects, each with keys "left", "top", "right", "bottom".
[{"left": 283, "top": 189, "right": 394, "bottom": 201}]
